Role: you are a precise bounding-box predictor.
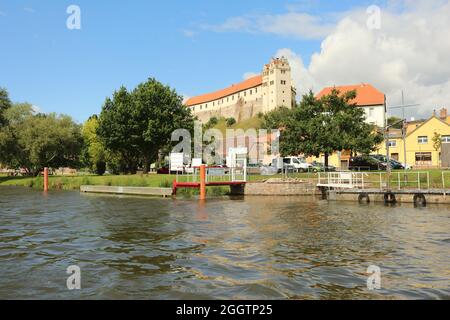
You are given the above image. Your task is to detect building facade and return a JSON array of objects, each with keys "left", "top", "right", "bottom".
[
  {"left": 185, "top": 57, "right": 296, "bottom": 123},
  {"left": 316, "top": 83, "right": 386, "bottom": 128},
  {"left": 377, "top": 108, "right": 450, "bottom": 168}
]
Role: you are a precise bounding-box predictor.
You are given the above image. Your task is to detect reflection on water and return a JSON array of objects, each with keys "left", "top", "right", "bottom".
[{"left": 0, "top": 186, "right": 449, "bottom": 299}]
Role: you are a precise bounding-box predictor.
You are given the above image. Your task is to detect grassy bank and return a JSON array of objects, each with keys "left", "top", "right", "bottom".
[
  {"left": 0, "top": 174, "right": 233, "bottom": 197},
  {"left": 1, "top": 169, "right": 448, "bottom": 193}
]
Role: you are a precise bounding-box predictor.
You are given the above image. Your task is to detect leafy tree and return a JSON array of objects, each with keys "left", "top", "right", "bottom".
[
  {"left": 261, "top": 106, "right": 293, "bottom": 130},
  {"left": 388, "top": 116, "right": 403, "bottom": 129},
  {"left": 0, "top": 88, "right": 12, "bottom": 127},
  {"left": 0, "top": 103, "right": 83, "bottom": 173},
  {"left": 280, "top": 90, "right": 382, "bottom": 168},
  {"left": 81, "top": 115, "right": 107, "bottom": 174},
  {"left": 432, "top": 132, "right": 442, "bottom": 152},
  {"left": 226, "top": 117, "right": 236, "bottom": 127},
  {"left": 98, "top": 79, "right": 195, "bottom": 173},
  {"left": 0, "top": 103, "right": 34, "bottom": 167}
]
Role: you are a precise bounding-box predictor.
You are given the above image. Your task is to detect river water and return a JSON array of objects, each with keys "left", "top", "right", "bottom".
[{"left": 0, "top": 186, "right": 448, "bottom": 299}]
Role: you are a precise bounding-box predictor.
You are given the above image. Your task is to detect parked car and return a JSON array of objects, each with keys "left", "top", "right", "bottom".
[
  {"left": 349, "top": 156, "right": 387, "bottom": 171},
  {"left": 310, "top": 161, "right": 336, "bottom": 172},
  {"left": 282, "top": 157, "right": 313, "bottom": 172},
  {"left": 370, "top": 155, "right": 410, "bottom": 170}
]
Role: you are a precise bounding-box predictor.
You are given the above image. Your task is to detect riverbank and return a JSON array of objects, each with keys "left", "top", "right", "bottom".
[{"left": 0, "top": 174, "right": 234, "bottom": 197}]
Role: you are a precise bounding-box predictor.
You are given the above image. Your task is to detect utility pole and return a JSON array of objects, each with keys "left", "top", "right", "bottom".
[{"left": 388, "top": 91, "right": 420, "bottom": 171}]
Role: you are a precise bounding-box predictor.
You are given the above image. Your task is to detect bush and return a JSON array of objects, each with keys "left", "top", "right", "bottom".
[
  {"left": 226, "top": 117, "right": 236, "bottom": 127},
  {"left": 257, "top": 112, "right": 264, "bottom": 119},
  {"left": 95, "top": 161, "right": 106, "bottom": 176}
]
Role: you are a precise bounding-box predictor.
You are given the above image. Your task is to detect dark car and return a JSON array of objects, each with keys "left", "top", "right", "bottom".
[
  {"left": 349, "top": 156, "right": 387, "bottom": 171},
  {"left": 370, "top": 155, "right": 405, "bottom": 170}
]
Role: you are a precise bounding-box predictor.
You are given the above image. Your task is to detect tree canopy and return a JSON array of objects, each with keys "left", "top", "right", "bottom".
[
  {"left": 0, "top": 87, "right": 12, "bottom": 127},
  {"left": 0, "top": 101, "right": 82, "bottom": 173},
  {"left": 264, "top": 89, "right": 383, "bottom": 167},
  {"left": 97, "top": 78, "right": 195, "bottom": 173}
]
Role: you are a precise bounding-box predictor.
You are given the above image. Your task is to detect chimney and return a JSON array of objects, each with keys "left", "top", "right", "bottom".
[{"left": 439, "top": 108, "right": 448, "bottom": 120}]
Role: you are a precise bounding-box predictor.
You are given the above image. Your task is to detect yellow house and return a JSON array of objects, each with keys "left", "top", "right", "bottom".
[{"left": 376, "top": 109, "right": 450, "bottom": 168}]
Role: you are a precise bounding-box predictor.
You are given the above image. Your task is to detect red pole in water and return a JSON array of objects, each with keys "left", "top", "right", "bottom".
[
  {"left": 200, "top": 165, "right": 206, "bottom": 200},
  {"left": 44, "top": 167, "right": 49, "bottom": 192}
]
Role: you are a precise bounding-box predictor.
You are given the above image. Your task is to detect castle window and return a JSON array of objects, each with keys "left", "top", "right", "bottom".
[
  {"left": 270, "top": 81, "right": 274, "bottom": 85},
  {"left": 281, "top": 70, "right": 286, "bottom": 74},
  {"left": 281, "top": 80, "right": 286, "bottom": 85}
]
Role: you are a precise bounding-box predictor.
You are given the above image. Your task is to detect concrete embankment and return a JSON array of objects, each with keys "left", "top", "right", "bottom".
[
  {"left": 231, "top": 178, "right": 321, "bottom": 196},
  {"left": 80, "top": 185, "right": 173, "bottom": 197}
]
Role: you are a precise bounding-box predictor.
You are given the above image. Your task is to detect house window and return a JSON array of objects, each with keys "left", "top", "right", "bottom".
[
  {"left": 369, "top": 108, "right": 375, "bottom": 117},
  {"left": 200, "top": 105, "right": 202, "bottom": 110},
  {"left": 388, "top": 141, "right": 397, "bottom": 147},
  {"left": 418, "top": 136, "right": 428, "bottom": 144},
  {"left": 281, "top": 80, "right": 286, "bottom": 85},
  {"left": 281, "top": 70, "right": 286, "bottom": 74},
  {"left": 205, "top": 104, "right": 208, "bottom": 109},
  {"left": 250, "top": 90, "right": 252, "bottom": 95},
  {"left": 270, "top": 81, "right": 274, "bottom": 85},
  {"left": 193, "top": 107, "right": 195, "bottom": 111},
  {"left": 415, "top": 152, "right": 432, "bottom": 165},
  {"left": 255, "top": 88, "right": 257, "bottom": 93},
  {"left": 442, "top": 135, "right": 450, "bottom": 143}
]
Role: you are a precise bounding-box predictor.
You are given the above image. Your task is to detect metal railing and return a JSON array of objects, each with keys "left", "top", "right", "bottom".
[
  {"left": 175, "top": 167, "right": 247, "bottom": 183},
  {"left": 317, "top": 171, "right": 432, "bottom": 191}
]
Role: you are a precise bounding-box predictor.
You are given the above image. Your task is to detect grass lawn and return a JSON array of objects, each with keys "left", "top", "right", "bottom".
[{"left": 1, "top": 169, "right": 449, "bottom": 192}]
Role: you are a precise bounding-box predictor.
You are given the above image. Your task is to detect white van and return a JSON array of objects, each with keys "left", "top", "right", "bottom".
[{"left": 283, "top": 157, "right": 312, "bottom": 172}]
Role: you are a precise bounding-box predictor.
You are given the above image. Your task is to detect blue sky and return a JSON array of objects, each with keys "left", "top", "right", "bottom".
[{"left": 2, "top": 0, "right": 426, "bottom": 123}]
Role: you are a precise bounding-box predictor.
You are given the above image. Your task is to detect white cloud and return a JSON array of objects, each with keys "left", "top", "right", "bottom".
[
  {"left": 272, "top": 1, "right": 450, "bottom": 118},
  {"left": 182, "top": 29, "right": 197, "bottom": 38},
  {"left": 202, "top": 12, "right": 335, "bottom": 40}
]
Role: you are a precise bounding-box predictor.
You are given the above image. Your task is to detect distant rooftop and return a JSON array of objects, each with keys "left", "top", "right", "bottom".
[
  {"left": 185, "top": 75, "right": 262, "bottom": 107},
  {"left": 316, "top": 83, "right": 385, "bottom": 106}
]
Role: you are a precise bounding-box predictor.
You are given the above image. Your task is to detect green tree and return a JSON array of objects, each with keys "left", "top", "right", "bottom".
[
  {"left": 81, "top": 115, "right": 107, "bottom": 174},
  {"left": 0, "top": 88, "right": 12, "bottom": 127},
  {"left": 388, "top": 116, "right": 403, "bottom": 129},
  {"left": 261, "top": 106, "right": 292, "bottom": 130},
  {"left": 0, "top": 103, "right": 34, "bottom": 167},
  {"left": 280, "top": 90, "right": 382, "bottom": 168},
  {"left": 98, "top": 78, "right": 195, "bottom": 173},
  {"left": 226, "top": 117, "right": 236, "bottom": 127}
]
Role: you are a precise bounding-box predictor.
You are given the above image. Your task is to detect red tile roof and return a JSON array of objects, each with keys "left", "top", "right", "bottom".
[
  {"left": 316, "top": 83, "right": 385, "bottom": 106},
  {"left": 185, "top": 75, "right": 263, "bottom": 107}
]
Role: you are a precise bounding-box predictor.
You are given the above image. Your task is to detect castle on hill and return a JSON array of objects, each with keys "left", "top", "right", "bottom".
[{"left": 185, "top": 57, "right": 296, "bottom": 123}]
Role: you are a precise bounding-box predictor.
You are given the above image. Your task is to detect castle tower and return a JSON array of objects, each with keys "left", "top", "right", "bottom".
[{"left": 262, "top": 57, "right": 295, "bottom": 113}]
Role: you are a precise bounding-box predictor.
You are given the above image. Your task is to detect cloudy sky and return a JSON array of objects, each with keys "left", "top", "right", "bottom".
[{"left": 1, "top": 0, "right": 449, "bottom": 121}]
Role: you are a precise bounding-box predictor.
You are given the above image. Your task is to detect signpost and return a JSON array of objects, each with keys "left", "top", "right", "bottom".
[{"left": 170, "top": 153, "right": 184, "bottom": 173}]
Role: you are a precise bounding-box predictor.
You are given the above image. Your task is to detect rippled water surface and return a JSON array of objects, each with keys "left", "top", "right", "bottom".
[{"left": 0, "top": 186, "right": 449, "bottom": 299}]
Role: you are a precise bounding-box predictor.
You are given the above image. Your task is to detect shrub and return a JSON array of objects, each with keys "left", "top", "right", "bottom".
[
  {"left": 226, "top": 117, "right": 236, "bottom": 127},
  {"left": 95, "top": 161, "right": 106, "bottom": 176}
]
